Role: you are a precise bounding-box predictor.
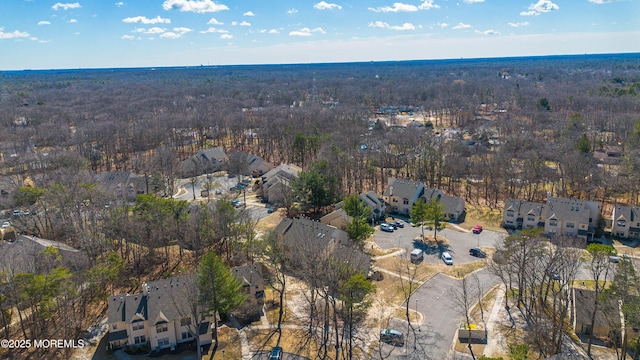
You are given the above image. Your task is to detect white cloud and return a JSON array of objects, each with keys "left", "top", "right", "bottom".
[
  {"left": 173, "top": 27, "right": 192, "bottom": 34},
  {"left": 38, "top": 21, "right": 51, "bottom": 25},
  {"left": 368, "top": 21, "right": 416, "bottom": 31},
  {"left": 260, "top": 28, "right": 280, "bottom": 34},
  {"left": 521, "top": 0, "right": 559, "bottom": 16},
  {"left": 463, "top": 0, "right": 484, "bottom": 3},
  {"left": 287, "top": 8, "right": 298, "bottom": 14},
  {"left": 68, "top": 19, "right": 78, "bottom": 23},
  {"left": 123, "top": 16, "right": 171, "bottom": 24},
  {"left": 161, "top": 32, "right": 181, "bottom": 39},
  {"left": 239, "top": 21, "right": 251, "bottom": 26},
  {"left": 452, "top": 22, "right": 471, "bottom": 29},
  {"left": 121, "top": 34, "right": 135, "bottom": 40},
  {"left": 0, "top": 28, "right": 30, "bottom": 39},
  {"left": 289, "top": 27, "right": 325, "bottom": 36},
  {"left": 368, "top": 3, "right": 418, "bottom": 12},
  {"left": 162, "top": 0, "right": 229, "bottom": 13},
  {"left": 160, "top": 27, "right": 191, "bottom": 38},
  {"left": 207, "top": 18, "right": 223, "bottom": 25},
  {"left": 476, "top": 29, "right": 501, "bottom": 35},
  {"left": 508, "top": 21, "right": 530, "bottom": 27},
  {"left": 115, "top": 1, "right": 124, "bottom": 7},
  {"left": 243, "top": 11, "right": 255, "bottom": 16},
  {"left": 144, "top": 27, "right": 167, "bottom": 34},
  {"left": 588, "top": 0, "right": 615, "bottom": 3},
  {"left": 200, "top": 27, "right": 228, "bottom": 33},
  {"left": 220, "top": 33, "right": 233, "bottom": 39},
  {"left": 438, "top": 22, "right": 448, "bottom": 28},
  {"left": 418, "top": 0, "right": 440, "bottom": 10},
  {"left": 52, "top": 2, "right": 81, "bottom": 10},
  {"left": 314, "top": 1, "right": 342, "bottom": 10}
]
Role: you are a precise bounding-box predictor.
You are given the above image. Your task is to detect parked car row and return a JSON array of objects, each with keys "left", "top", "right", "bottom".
[{"left": 380, "top": 220, "right": 404, "bottom": 232}]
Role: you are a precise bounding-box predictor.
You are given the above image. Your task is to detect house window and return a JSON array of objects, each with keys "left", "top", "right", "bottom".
[
  {"left": 132, "top": 321, "right": 144, "bottom": 331},
  {"left": 581, "top": 324, "right": 592, "bottom": 335},
  {"left": 392, "top": 198, "right": 398, "bottom": 203},
  {"left": 506, "top": 210, "right": 514, "bottom": 218},
  {"left": 180, "top": 318, "right": 191, "bottom": 327},
  {"left": 158, "top": 337, "right": 170, "bottom": 347},
  {"left": 256, "top": 290, "right": 265, "bottom": 299},
  {"left": 527, "top": 215, "right": 535, "bottom": 222},
  {"left": 617, "top": 220, "right": 627, "bottom": 227},
  {"left": 112, "top": 324, "right": 117, "bottom": 330},
  {"left": 403, "top": 198, "right": 409, "bottom": 205},
  {"left": 566, "top": 222, "right": 574, "bottom": 229},
  {"left": 134, "top": 335, "right": 146, "bottom": 344},
  {"left": 549, "top": 219, "right": 557, "bottom": 227},
  {"left": 182, "top": 332, "right": 192, "bottom": 340},
  {"left": 156, "top": 323, "right": 168, "bottom": 333}
]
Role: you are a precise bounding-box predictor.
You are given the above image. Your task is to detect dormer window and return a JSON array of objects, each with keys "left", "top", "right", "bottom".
[
  {"left": 617, "top": 220, "right": 627, "bottom": 227},
  {"left": 507, "top": 210, "right": 514, "bottom": 217},
  {"left": 549, "top": 219, "right": 557, "bottom": 227},
  {"left": 403, "top": 198, "right": 409, "bottom": 205},
  {"left": 527, "top": 215, "right": 535, "bottom": 221}
]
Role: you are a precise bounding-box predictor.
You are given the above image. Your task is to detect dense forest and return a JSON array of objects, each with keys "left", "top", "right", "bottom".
[{"left": 1, "top": 53, "right": 640, "bottom": 359}]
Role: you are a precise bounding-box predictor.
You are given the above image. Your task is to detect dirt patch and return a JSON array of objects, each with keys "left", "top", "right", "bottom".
[
  {"left": 213, "top": 326, "right": 242, "bottom": 360},
  {"left": 256, "top": 211, "right": 285, "bottom": 232},
  {"left": 463, "top": 204, "right": 505, "bottom": 231}
]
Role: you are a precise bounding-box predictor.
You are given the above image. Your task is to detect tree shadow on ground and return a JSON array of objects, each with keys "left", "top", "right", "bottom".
[{"left": 412, "top": 239, "right": 451, "bottom": 256}]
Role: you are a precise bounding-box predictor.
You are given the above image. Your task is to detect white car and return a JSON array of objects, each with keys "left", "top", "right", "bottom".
[
  {"left": 1, "top": 221, "right": 10, "bottom": 228},
  {"left": 441, "top": 252, "right": 453, "bottom": 265}
]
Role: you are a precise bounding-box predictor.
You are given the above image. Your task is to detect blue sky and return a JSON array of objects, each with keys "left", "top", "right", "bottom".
[{"left": 0, "top": 0, "right": 638, "bottom": 70}]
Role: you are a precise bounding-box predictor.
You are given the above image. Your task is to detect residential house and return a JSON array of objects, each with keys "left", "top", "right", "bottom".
[
  {"left": 359, "top": 191, "right": 386, "bottom": 221},
  {"left": 320, "top": 208, "right": 353, "bottom": 231},
  {"left": 96, "top": 171, "right": 148, "bottom": 201},
  {"left": 383, "top": 178, "right": 425, "bottom": 216},
  {"left": 107, "top": 276, "right": 212, "bottom": 353},
  {"left": 611, "top": 204, "right": 640, "bottom": 239},
  {"left": 503, "top": 195, "right": 600, "bottom": 240},
  {"left": 274, "top": 217, "right": 370, "bottom": 274},
  {"left": 423, "top": 188, "right": 465, "bottom": 223},
  {"left": 261, "top": 164, "right": 302, "bottom": 205},
  {"left": 227, "top": 151, "right": 274, "bottom": 178},
  {"left": 179, "top": 147, "right": 228, "bottom": 178},
  {"left": 572, "top": 288, "right": 633, "bottom": 342},
  {"left": 334, "top": 191, "right": 386, "bottom": 222},
  {"left": 503, "top": 199, "right": 546, "bottom": 230},
  {"left": 545, "top": 197, "right": 599, "bottom": 239},
  {"left": 245, "top": 153, "right": 274, "bottom": 177},
  {"left": 0, "top": 235, "right": 89, "bottom": 274},
  {"left": 231, "top": 264, "right": 265, "bottom": 322}
]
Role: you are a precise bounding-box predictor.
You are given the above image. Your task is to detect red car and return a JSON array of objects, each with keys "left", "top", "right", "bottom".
[{"left": 472, "top": 225, "right": 483, "bottom": 234}]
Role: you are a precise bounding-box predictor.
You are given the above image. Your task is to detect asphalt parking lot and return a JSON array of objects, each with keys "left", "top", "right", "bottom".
[{"left": 374, "top": 223, "right": 506, "bottom": 265}]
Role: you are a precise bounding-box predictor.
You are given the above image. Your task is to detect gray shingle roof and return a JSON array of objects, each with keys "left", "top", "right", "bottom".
[
  {"left": 613, "top": 204, "right": 640, "bottom": 222},
  {"left": 384, "top": 178, "right": 423, "bottom": 200},
  {"left": 0, "top": 235, "right": 89, "bottom": 274},
  {"left": 108, "top": 275, "right": 197, "bottom": 325},
  {"left": 545, "top": 198, "right": 590, "bottom": 223},
  {"left": 232, "top": 264, "right": 264, "bottom": 288}
]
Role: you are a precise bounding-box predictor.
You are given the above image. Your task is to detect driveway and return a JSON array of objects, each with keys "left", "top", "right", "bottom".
[
  {"left": 376, "top": 269, "right": 500, "bottom": 360},
  {"left": 374, "top": 225, "right": 506, "bottom": 265}
]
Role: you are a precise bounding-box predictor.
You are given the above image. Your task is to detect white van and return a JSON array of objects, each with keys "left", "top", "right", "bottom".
[
  {"left": 410, "top": 249, "right": 424, "bottom": 263},
  {"left": 441, "top": 252, "right": 453, "bottom": 265}
]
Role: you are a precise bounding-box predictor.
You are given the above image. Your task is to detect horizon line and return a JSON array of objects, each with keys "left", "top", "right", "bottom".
[{"left": 3, "top": 51, "right": 639, "bottom": 73}]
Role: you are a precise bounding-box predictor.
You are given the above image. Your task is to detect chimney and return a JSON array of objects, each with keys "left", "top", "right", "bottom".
[
  {"left": 142, "top": 282, "right": 149, "bottom": 296},
  {"left": 389, "top": 186, "right": 393, "bottom": 196}
]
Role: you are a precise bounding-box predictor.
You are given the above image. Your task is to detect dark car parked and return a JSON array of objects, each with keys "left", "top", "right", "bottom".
[{"left": 469, "top": 247, "right": 487, "bottom": 258}]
